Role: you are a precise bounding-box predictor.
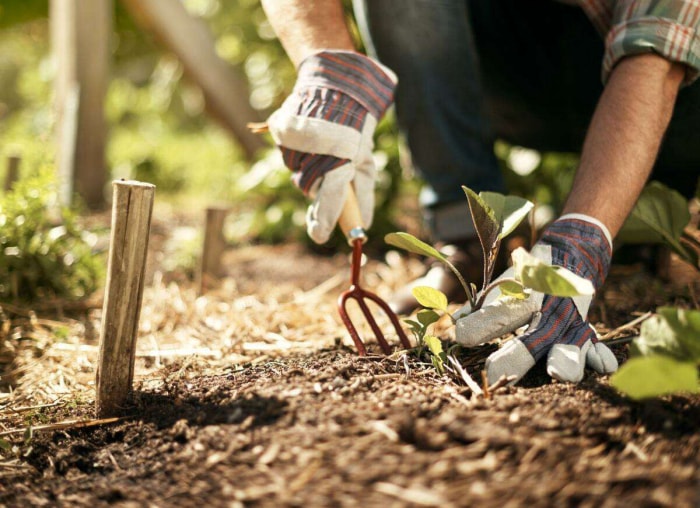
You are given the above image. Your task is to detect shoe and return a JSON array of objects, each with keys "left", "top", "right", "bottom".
[{"left": 388, "top": 238, "right": 487, "bottom": 315}]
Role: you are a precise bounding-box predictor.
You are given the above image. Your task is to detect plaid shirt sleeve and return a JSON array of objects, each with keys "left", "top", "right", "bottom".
[{"left": 578, "top": 0, "right": 700, "bottom": 85}]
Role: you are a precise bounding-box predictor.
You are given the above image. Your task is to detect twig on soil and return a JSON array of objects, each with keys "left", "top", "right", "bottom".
[
  {"left": 599, "top": 311, "right": 653, "bottom": 341},
  {"left": 294, "top": 272, "right": 345, "bottom": 303},
  {"left": 0, "top": 400, "right": 63, "bottom": 414},
  {"left": 374, "top": 482, "right": 447, "bottom": 506},
  {"left": 489, "top": 374, "right": 517, "bottom": 393},
  {"left": 481, "top": 370, "right": 490, "bottom": 399},
  {"left": 445, "top": 355, "right": 483, "bottom": 396},
  {"left": 371, "top": 373, "right": 403, "bottom": 381},
  {"left": 0, "top": 416, "right": 130, "bottom": 438}
]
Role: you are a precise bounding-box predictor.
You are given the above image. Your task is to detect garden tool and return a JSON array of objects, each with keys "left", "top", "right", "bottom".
[
  {"left": 336, "top": 184, "right": 411, "bottom": 356},
  {"left": 246, "top": 121, "right": 410, "bottom": 355}
]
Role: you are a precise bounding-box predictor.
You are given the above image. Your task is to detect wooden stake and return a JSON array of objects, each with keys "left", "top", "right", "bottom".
[
  {"left": 96, "top": 180, "right": 155, "bottom": 417},
  {"left": 4, "top": 154, "right": 20, "bottom": 192},
  {"left": 198, "top": 206, "right": 229, "bottom": 294}
]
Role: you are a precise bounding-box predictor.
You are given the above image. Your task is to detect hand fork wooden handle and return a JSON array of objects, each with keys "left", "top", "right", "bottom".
[
  {"left": 246, "top": 122, "right": 411, "bottom": 355},
  {"left": 337, "top": 184, "right": 411, "bottom": 356}
]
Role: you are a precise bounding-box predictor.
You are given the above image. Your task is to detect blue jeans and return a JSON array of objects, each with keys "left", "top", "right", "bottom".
[{"left": 354, "top": 0, "right": 700, "bottom": 241}]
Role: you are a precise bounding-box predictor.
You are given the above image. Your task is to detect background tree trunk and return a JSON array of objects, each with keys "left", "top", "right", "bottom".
[{"left": 51, "top": 0, "right": 111, "bottom": 209}]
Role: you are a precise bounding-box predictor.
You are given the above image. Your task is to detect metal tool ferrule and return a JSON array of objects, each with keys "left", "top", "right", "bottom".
[{"left": 346, "top": 227, "right": 367, "bottom": 245}]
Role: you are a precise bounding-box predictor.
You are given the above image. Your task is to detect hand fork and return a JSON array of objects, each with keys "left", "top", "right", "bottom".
[{"left": 337, "top": 185, "right": 411, "bottom": 356}]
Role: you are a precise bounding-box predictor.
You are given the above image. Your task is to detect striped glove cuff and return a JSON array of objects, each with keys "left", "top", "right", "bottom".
[
  {"left": 538, "top": 214, "right": 613, "bottom": 290},
  {"left": 295, "top": 50, "right": 397, "bottom": 120}
]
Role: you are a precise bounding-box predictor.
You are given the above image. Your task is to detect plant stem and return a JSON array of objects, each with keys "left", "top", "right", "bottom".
[
  {"left": 443, "top": 259, "right": 475, "bottom": 307},
  {"left": 474, "top": 277, "right": 522, "bottom": 310}
]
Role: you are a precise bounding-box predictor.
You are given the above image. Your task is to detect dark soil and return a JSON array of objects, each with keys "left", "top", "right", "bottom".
[{"left": 2, "top": 236, "right": 700, "bottom": 507}]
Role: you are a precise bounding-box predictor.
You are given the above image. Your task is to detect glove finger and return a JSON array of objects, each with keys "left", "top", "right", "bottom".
[
  {"left": 546, "top": 340, "right": 591, "bottom": 383},
  {"left": 455, "top": 292, "right": 542, "bottom": 346},
  {"left": 485, "top": 339, "right": 536, "bottom": 386},
  {"left": 306, "top": 164, "right": 354, "bottom": 244},
  {"left": 587, "top": 340, "right": 619, "bottom": 374},
  {"left": 267, "top": 107, "right": 362, "bottom": 160}
]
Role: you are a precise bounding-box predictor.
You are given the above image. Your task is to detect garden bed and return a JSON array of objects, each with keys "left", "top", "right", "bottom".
[{"left": 1, "top": 213, "right": 699, "bottom": 507}]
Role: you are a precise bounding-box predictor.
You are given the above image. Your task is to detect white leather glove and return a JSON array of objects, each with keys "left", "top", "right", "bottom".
[
  {"left": 454, "top": 214, "right": 619, "bottom": 385},
  {"left": 267, "top": 50, "right": 397, "bottom": 244}
]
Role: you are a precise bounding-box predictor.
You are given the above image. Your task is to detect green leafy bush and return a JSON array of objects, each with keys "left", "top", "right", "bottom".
[{"left": 0, "top": 171, "right": 103, "bottom": 301}]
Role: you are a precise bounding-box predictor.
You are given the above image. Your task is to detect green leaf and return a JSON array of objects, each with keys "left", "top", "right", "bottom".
[
  {"left": 464, "top": 187, "right": 500, "bottom": 288},
  {"left": 495, "top": 279, "right": 528, "bottom": 300},
  {"left": 425, "top": 335, "right": 444, "bottom": 356},
  {"left": 633, "top": 307, "right": 700, "bottom": 361},
  {"left": 0, "top": 438, "right": 11, "bottom": 451},
  {"left": 480, "top": 192, "right": 534, "bottom": 239},
  {"left": 417, "top": 309, "right": 440, "bottom": 327},
  {"left": 617, "top": 181, "right": 697, "bottom": 266},
  {"left": 412, "top": 286, "right": 448, "bottom": 312},
  {"left": 385, "top": 232, "right": 447, "bottom": 262},
  {"left": 511, "top": 247, "right": 594, "bottom": 297},
  {"left": 403, "top": 319, "right": 423, "bottom": 335},
  {"left": 425, "top": 335, "right": 446, "bottom": 373},
  {"left": 610, "top": 356, "right": 699, "bottom": 399}
]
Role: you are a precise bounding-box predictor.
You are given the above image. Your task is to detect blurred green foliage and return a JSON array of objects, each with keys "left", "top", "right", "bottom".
[
  {"left": 0, "top": 0, "right": 648, "bottom": 257},
  {"left": 0, "top": 169, "right": 103, "bottom": 302}
]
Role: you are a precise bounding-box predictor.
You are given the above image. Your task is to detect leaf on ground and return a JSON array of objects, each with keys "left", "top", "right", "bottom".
[
  {"left": 511, "top": 247, "right": 594, "bottom": 297},
  {"left": 412, "top": 286, "right": 448, "bottom": 312},
  {"left": 385, "top": 232, "right": 446, "bottom": 262},
  {"left": 611, "top": 355, "right": 699, "bottom": 399}
]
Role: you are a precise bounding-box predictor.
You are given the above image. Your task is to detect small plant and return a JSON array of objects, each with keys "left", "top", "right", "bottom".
[
  {"left": 386, "top": 186, "right": 593, "bottom": 312},
  {"left": 611, "top": 307, "right": 700, "bottom": 399},
  {"left": 387, "top": 186, "right": 594, "bottom": 376},
  {"left": 0, "top": 170, "right": 103, "bottom": 302}
]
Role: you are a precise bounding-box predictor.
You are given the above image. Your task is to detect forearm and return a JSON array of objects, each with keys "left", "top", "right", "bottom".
[
  {"left": 261, "top": 0, "right": 356, "bottom": 66},
  {"left": 563, "top": 54, "right": 685, "bottom": 237}
]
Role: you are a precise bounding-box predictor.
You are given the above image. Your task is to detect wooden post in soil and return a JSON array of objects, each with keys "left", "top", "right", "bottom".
[
  {"left": 96, "top": 180, "right": 155, "bottom": 417},
  {"left": 4, "top": 154, "right": 20, "bottom": 192},
  {"left": 198, "top": 206, "right": 230, "bottom": 295}
]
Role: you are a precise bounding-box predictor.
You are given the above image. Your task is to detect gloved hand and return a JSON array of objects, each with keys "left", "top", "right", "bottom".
[
  {"left": 454, "top": 214, "right": 619, "bottom": 385},
  {"left": 267, "top": 50, "right": 397, "bottom": 244}
]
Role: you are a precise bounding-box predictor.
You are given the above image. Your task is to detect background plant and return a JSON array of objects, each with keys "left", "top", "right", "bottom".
[
  {"left": 611, "top": 307, "right": 700, "bottom": 399},
  {"left": 0, "top": 170, "right": 103, "bottom": 302}
]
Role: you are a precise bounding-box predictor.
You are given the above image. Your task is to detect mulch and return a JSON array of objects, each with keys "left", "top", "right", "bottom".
[{"left": 1, "top": 209, "right": 699, "bottom": 507}]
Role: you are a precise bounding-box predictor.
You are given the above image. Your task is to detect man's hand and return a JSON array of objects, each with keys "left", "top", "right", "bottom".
[
  {"left": 454, "top": 215, "right": 618, "bottom": 385},
  {"left": 267, "top": 51, "right": 396, "bottom": 243}
]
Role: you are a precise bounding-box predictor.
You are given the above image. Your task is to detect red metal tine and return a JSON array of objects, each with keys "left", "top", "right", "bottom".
[{"left": 337, "top": 238, "right": 412, "bottom": 356}]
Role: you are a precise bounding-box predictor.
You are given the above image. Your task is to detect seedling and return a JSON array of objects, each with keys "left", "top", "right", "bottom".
[
  {"left": 387, "top": 186, "right": 594, "bottom": 378},
  {"left": 386, "top": 186, "right": 593, "bottom": 315}
]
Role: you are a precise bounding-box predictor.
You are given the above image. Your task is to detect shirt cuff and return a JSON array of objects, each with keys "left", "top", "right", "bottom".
[{"left": 602, "top": 17, "right": 700, "bottom": 86}]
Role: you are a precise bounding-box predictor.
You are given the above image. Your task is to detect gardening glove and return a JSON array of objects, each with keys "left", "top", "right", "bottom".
[
  {"left": 454, "top": 214, "right": 619, "bottom": 385},
  {"left": 267, "top": 50, "right": 397, "bottom": 244}
]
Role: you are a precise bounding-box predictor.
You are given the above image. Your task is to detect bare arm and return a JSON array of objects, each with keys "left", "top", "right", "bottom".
[
  {"left": 261, "top": 0, "right": 356, "bottom": 66},
  {"left": 563, "top": 54, "right": 685, "bottom": 237}
]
